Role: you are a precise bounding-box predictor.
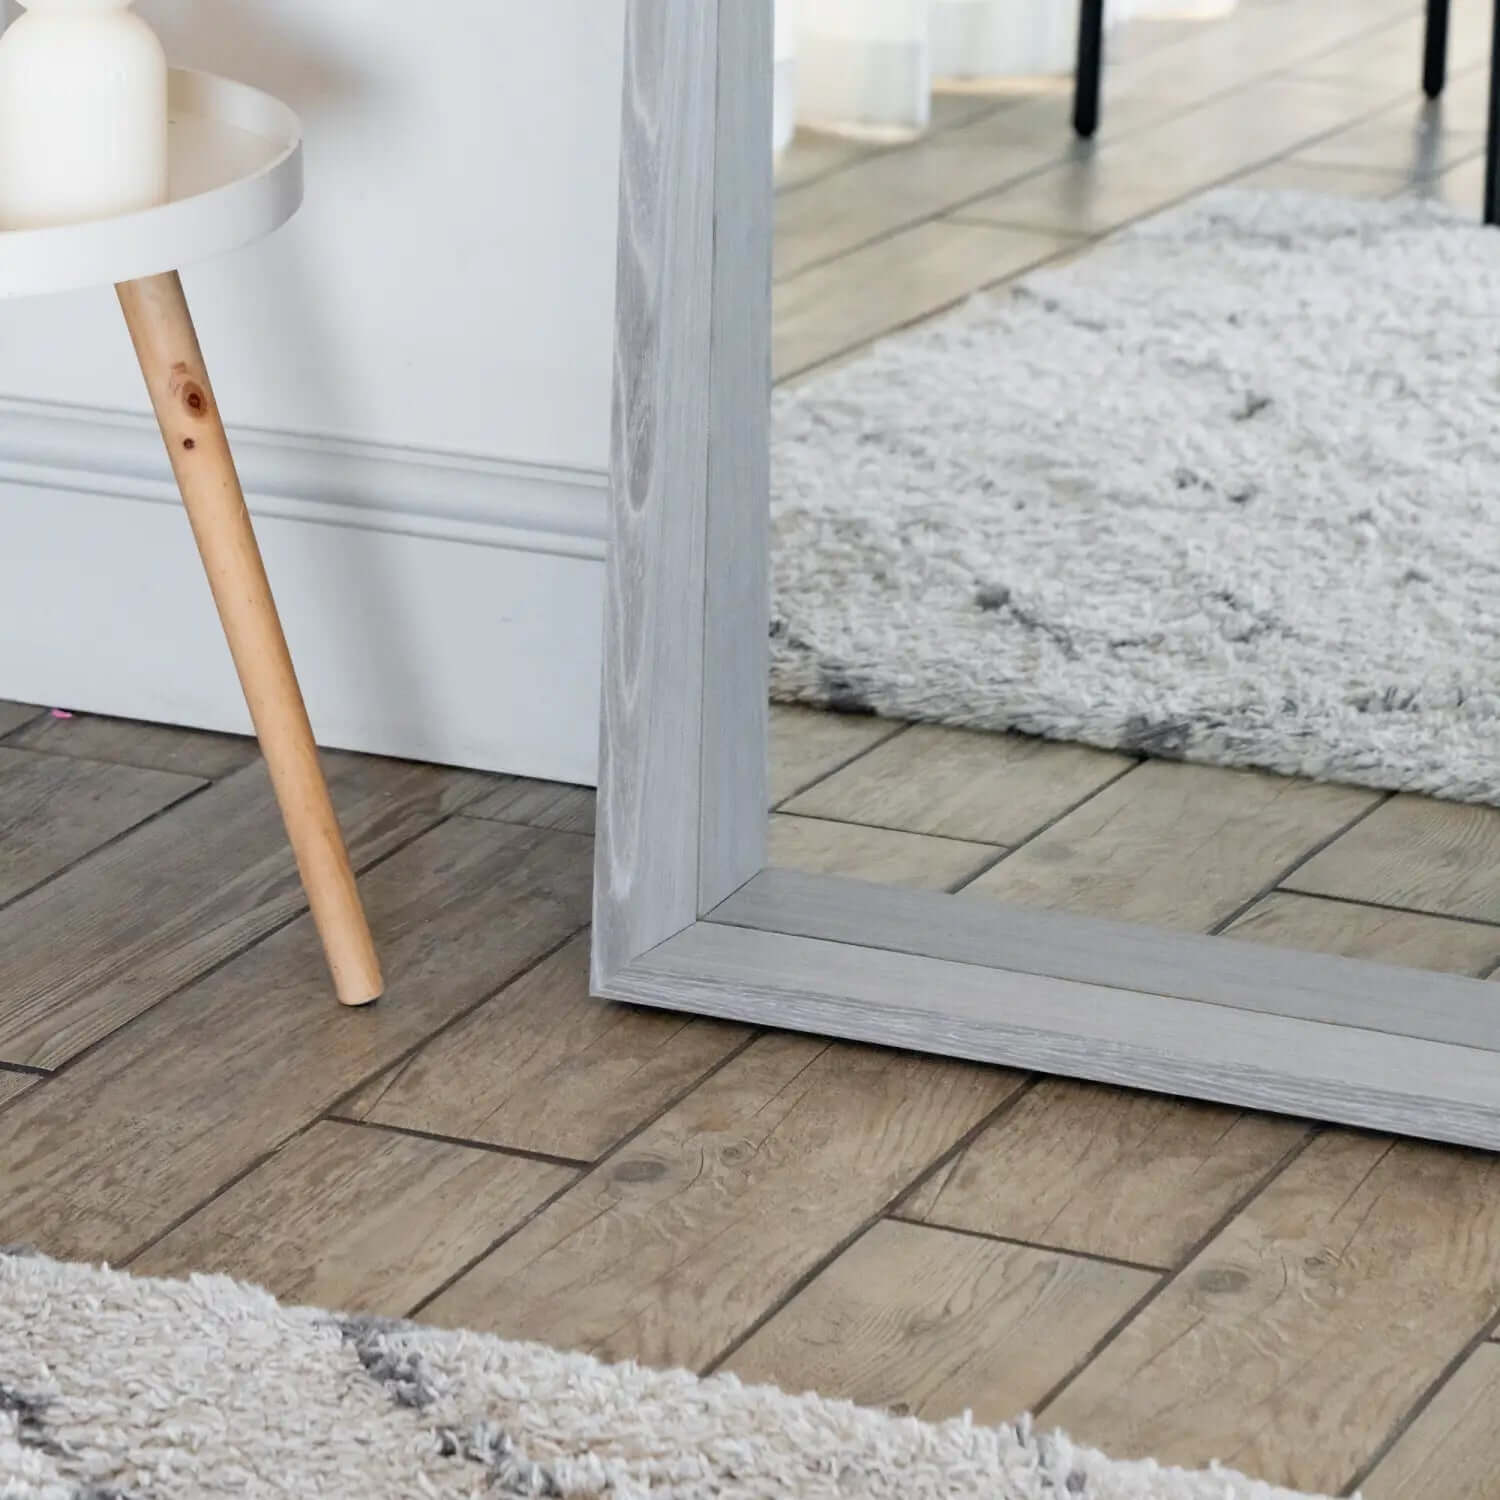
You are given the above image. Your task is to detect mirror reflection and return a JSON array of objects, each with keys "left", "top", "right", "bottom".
[{"left": 766, "top": 0, "right": 1500, "bottom": 982}]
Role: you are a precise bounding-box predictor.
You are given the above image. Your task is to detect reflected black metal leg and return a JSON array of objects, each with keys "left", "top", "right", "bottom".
[
  {"left": 1424, "top": 0, "right": 1450, "bottom": 97},
  {"left": 1487, "top": 0, "right": 1500, "bottom": 223},
  {"left": 1074, "top": 0, "right": 1104, "bottom": 139}
]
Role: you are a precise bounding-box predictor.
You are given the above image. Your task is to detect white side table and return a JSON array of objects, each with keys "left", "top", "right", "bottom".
[{"left": 0, "top": 69, "right": 382, "bottom": 1008}]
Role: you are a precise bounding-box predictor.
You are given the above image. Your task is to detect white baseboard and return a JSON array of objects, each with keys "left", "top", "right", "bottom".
[{"left": 0, "top": 398, "right": 607, "bottom": 784}]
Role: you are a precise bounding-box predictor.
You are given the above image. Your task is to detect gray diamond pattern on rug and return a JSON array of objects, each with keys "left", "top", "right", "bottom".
[
  {"left": 771, "top": 188, "right": 1500, "bottom": 804},
  {"left": 0, "top": 1250, "right": 1330, "bottom": 1498}
]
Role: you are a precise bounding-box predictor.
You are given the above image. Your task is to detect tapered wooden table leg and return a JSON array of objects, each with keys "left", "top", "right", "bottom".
[{"left": 116, "top": 270, "right": 383, "bottom": 1007}]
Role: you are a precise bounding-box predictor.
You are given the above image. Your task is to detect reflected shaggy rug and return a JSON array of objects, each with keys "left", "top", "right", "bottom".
[
  {"left": 771, "top": 188, "right": 1500, "bottom": 804},
  {"left": 0, "top": 1250, "right": 1333, "bottom": 1499}
]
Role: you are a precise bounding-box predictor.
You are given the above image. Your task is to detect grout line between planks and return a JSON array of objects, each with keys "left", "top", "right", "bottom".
[
  {"left": 403, "top": 1027, "right": 768, "bottom": 1321},
  {"left": 0, "top": 774, "right": 214, "bottom": 923},
  {"left": 769, "top": 720, "right": 912, "bottom": 810},
  {"left": 1209, "top": 793, "right": 1394, "bottom": 936},
  {"left": 884, "top": 1212, "right": 1171, "bottom": 1277},
  {"left": 770, "top": 4, "right": 1430, "bottom": 289},
  {"left": 1341, "top": 1300, "right": 1500, "bottom": 1496},
  {"left": 1276, "top": 883, "right": 1500, "bottom": 935},
  {"left": 117, "top": 916, "right": 594, "bottom": 1270},
  {"left": 772, "top": 806, "right": 1006, "bottom": 852},
  {"left": 1032, "top": 1126, "right": 1323, "bottom": 1419},
  {"left": 0, "top": 1059, "right": 48, "bottom": 1077},
  {"left": 324, "top": 1116, "right": 592, "bottom": 1173},
  {"left": 0, "top": 706, "right": 56, "bottom": 743},
  {"left": 698, "top": 1076, "right": 1043, "bottom": 1378},
  {"left": 26, "top": 776, "right": 497, "bottom": 1085},
  {"left": 776, "top": 63, "right": 1490, "bottom": 386},
  {"left": 949, "top": 757, "right": 1145, "bottom": 893}
]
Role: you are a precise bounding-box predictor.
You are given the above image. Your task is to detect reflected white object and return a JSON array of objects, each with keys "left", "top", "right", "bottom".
[
  {"left": 779, "top": 0, "right": 1238, "bottom": 142},
  {"left": 1120, "top": 0, "right": 1236, "bottom": 15},
  {"left": 932, "top": 0, "right": 1079, "bottom": 78},
  {"left": 798, "top": 0, "right": 931, "bottom": 140},
  {"left": 774, "top": 0, "right": 797, "bottom": 155},
  {"left": 0, "top": 0, "right": 168, "bottom": 231}
]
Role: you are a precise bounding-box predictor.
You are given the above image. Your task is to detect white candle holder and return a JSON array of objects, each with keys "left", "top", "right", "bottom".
[
  {"left": 0, "top": 0, "right": 169, "bottom": 231},
  {"left": 0, "top": 68, "right": 383, "bottom": 1008}
]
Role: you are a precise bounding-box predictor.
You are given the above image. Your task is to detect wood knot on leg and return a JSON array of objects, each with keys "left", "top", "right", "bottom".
[{"left": 168, "top": 362, "right": 213, "bottom": 422}]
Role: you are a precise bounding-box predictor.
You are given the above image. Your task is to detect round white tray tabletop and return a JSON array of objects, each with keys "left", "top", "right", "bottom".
[{"left": 0, "top": 68, "right": 303, "bottom": 299}]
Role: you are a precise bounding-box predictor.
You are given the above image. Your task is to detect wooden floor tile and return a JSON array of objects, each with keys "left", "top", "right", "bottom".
[
  {"left": 963, "top": 75, "right": 1388, "bottom": 236},
  {"left": 1224, "top": 892, "right": 1500, "bottom": 976},
  {"left": 1090, "top": 0, "right": 1414, "bottom": 136},
  {"left": 768, "top": 706, "right": 904, "bottom": 806},
  {"left": 1294, "top": 6, "right": 1493, "bottom": 94},
  {"left": 0, "top": 754, "right": 490, "bottom": 1070},
  {"left": 773, "top": 102, "right": 1068, "bottom": 282},
  {"left": 1289, "top": 13, "right": 1428, "bottom": 89},
  {"left": 774, "top": 219, "right": 1071, "bottom": 381},
  {"left": 772, "top": 0, "right": 1409, "bottom": 279},
  {"left": 968, "top": 762, "right": 1379, "bottom": 931},
  {"left": 726, "top": 1219, "right": 1156, "bottom": 1425},
  {"left": 420, "top": 1035, "right": 1023, "bottom": 1370},
  {"left": 338, "top": 931, "right": 749, "bottom": 1161},
  {"left": 768, "top": 813, "right": 997, "bottom": 891},
  {"left": 0, "top": 1068, "right": 37, "bottom": 1110},
  {"left": 0, "top": 702, "right": 42, "bottom": 737},
  {"left": 775, "top": 129, "right": 871, "bottom": 193},
  {"left": 1361, "top": 1343, "right": 1500, "bottom": 1499},
  {"left": 0, "top": 817, "right": 592, "bottom": 1263},
  {"left": 1295, "top": 106, "right": 1482, "bottom": 178},
  {"left": 1045, "top": 1132, "right": 1500, "bottom": 1496},
  {"left": 134, "top": 1121, "right": 573, "bottom": 1317},
  {"left": 926, "top": 89, "right": 1027, "bottom": 134},
  {"left": 0, "top": 748, "right": 202, "bottom": 908},
  {"left": 1106, "top": 15, "right": 1204, "bottom": 64},
  {"left": 772, "top": 93, "right": 1013, "bottom": 199},
  {"left": 783, "top": 724, "right": 1131, "bottom": 847},
  {"left": 1235, "top": 158, "right": 1408, "bottom": 198},
  {"left": 4, "top": 712, "right": 260, "bottom": 780},
  {"left": 462, "top": 776, "right": 596, "bottom": 834},
  {"left": 903, "top": 1080, "right": 1308, "bottom": 1269},
  {"left": 1416, "top": 149, "right": 1488, "bottom": 216},
  {"left": 1289, "top": 795, "right": 1500, "bottom": 925}
]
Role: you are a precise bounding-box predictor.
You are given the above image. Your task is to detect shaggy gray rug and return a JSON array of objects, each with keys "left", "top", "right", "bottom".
[
  {"left": 771, "top": 188, "right": 1500, "bottom": 803},
  {"left": 0, "top": 1250, "right": 1332, "bottom": 1499}
]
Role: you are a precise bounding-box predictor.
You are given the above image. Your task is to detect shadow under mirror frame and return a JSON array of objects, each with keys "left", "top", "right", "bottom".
[{"left": 590, "top": 0, "right": 1500, "bottom": 1151}]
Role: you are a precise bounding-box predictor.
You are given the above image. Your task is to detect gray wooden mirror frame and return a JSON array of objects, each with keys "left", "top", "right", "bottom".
[{"left": 591, "top": 0, "right": 1500, "bottom": 1152}]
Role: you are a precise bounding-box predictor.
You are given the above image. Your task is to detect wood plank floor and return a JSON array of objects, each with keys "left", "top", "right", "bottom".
[{"left": 4, "top": 2, "right": 1500, "bottom": 1493}]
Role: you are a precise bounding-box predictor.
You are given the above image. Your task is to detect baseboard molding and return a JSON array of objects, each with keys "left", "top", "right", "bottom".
[{"left": 0, "top": 398, "right": 607, "bottom": 783}]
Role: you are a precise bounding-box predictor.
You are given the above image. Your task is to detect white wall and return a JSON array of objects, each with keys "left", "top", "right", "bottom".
[
  {"left": 0, "top": 1, "right": 624, "bottom": 782},
  {"left": 0, "top": 0, "right": 624, "bottom": 465}
]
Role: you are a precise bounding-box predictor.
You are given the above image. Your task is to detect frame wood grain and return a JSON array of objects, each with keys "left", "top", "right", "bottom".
[
  {"left": 594, "top": 0, "right": 1500, "bottom": 1150},
  {"left": 593, "top": 0, "right": 718, "bottom": 984},
  {"left": 698, "top": 0, "right": 771, "bottom": 912}
]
